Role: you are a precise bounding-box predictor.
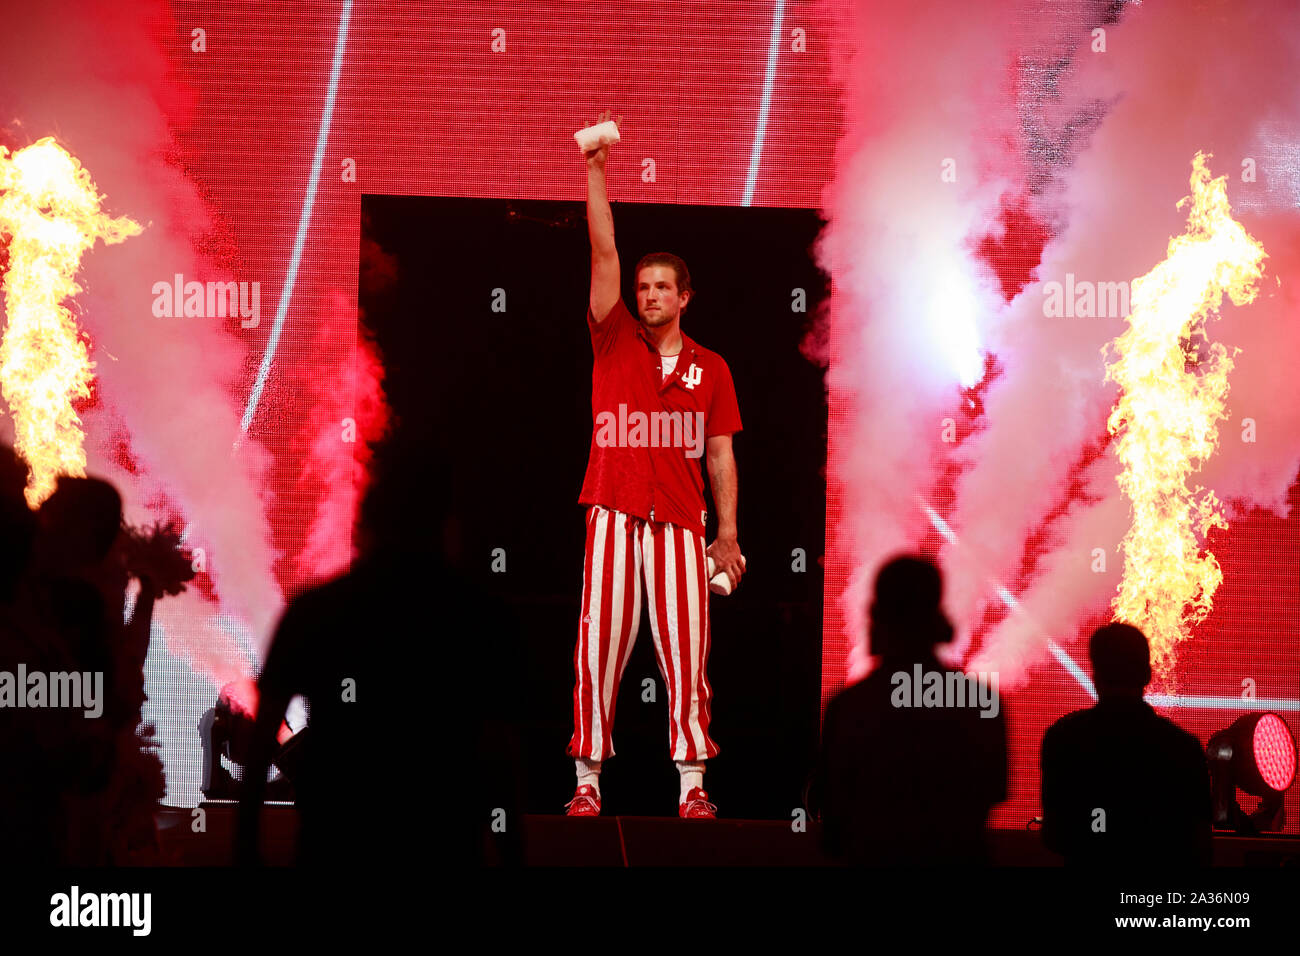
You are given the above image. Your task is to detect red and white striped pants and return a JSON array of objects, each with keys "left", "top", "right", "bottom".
[{"left": 567, "top": 504, "right": 720, "bottom": 762}]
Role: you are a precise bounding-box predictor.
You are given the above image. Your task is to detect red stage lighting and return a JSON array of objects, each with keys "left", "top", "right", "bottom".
[
  {"left": 1208, "top": 712, "right": 1298, "bottom": 833},
  {"left": 1253, "top": 713, "right": 1297, "bottom": 793}
]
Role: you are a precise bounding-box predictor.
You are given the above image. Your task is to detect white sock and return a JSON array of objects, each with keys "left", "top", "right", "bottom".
[
  {"left": 575, "top": 757, "right": 601, "bottom": 797},
  {"left": 676, "top": 760, "right": 706, "bottom": 803}
]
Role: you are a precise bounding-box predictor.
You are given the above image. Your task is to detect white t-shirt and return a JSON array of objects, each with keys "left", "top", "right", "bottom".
[{"left": 660, "top": 352, "right": 680, "bottom": 381}]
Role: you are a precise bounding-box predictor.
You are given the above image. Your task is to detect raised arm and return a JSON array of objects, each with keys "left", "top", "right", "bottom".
[{"left": 585, "top": 109, "right": 622, "bottom": 323}]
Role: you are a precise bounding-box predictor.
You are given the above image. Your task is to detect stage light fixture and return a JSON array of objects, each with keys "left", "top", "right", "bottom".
[
  {"left": 1207, "top": 712, "right": 1297, "bottom": 833},
  {"left": 200, "top": 680, "right": 301, "bottom": 803}
]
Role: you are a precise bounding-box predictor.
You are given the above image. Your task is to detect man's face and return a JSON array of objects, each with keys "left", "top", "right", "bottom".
[{"left": 637, "top": 265, "right": 690, "bottom": 328}]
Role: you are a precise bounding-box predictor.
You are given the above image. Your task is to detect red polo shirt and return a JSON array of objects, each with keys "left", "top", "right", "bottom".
[{"left": 579, "top": 297, "right": 742, "bottom": 538}]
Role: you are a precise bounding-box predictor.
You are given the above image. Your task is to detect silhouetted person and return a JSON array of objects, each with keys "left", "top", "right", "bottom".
[
  {"left": 0, "top": 444, "right": 60, "bottom": 863},
  {"left": 0, "top": 444, "right": 35, "bottom": 605},
  {"left": 237, "top": 427, "right": 527, "bottom": 868},
  {"left": 1040, "top": 622, "right": 1212, "bottom": 866},
  {"left": 0, "top": 460, "right": 173, "bottom": 864},
  {"left": 817, "top": 555, "right": 1007, "bottom": 865}
]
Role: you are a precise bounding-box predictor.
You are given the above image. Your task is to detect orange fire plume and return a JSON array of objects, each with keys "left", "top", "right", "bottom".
[
  {"left": 1103, "top": 152, "right": 1267, "bottom": 685},
  {"left": 0, "top": 136, "right": 141, "bottom": 507}
]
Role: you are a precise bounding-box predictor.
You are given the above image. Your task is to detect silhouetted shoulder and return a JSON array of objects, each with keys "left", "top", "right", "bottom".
[
  {"left": 823, "top": 674, "right": 886, "bottom": 725},
  {"left": 1149, "top": 712, "right": 1208, "bottom": 759},
  {"left": 1044, "top": 707, "right": 1093, "bottom": 737},
  {"left": 282, "top": 571, "right": 362, "bottom": 613},
  {"left": 832, "top": 675, "right": 878, "bottom": 707}
]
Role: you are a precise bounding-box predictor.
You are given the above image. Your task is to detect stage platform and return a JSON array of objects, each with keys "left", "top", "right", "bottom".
[
  {"left": 512, "top": 816, "right": 1300, "bottom": 866},
  {"left": 152, "top": 807, "right": 1300, "bottom": 866}
]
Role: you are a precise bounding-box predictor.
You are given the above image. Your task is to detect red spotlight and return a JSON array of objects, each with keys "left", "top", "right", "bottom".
[
  {"left": 1208, "top": 712, "right": 1298, "bottom": 833},
  {"left": 1253, "top": 713, "right": 1297, "bottom": 792}
]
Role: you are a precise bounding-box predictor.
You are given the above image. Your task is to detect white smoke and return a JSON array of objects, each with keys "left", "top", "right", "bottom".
[{"left": 816, "top": 0, "right": 1300, "bottom": 686}]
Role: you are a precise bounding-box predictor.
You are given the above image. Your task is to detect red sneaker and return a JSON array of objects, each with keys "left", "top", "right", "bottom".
[
  {"left": 564, "top": 784, "right": 601, "bottom": 817},
  {"left": 678, "top": 787, "right": 717, "bottom": 819}
]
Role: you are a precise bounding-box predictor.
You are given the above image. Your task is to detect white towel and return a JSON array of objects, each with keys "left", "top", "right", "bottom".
[
  {"left": 706, "top": 554, "right": 746, "bottom": 596},
  {"left": 574, "top": 120, "right": 621, "bottom": 153}
]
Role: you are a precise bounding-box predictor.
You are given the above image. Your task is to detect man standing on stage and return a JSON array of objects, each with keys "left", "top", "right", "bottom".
[{"left": 566, "top": 110, "right": 745, "bottom": 820}]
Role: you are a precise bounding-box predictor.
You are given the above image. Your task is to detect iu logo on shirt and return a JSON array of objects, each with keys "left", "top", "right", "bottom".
[{"left": 681, "top": 363, "right": 703, "bottom": 390}]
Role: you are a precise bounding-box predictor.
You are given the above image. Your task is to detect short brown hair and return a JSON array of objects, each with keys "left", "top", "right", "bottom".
[{"left": 634, "top": 252, "right": 693, "bottom": 300}]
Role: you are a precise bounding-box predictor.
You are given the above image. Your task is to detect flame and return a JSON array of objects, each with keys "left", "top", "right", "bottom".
[
  {"left": 0, "top": 137, "right": 141, "bottom": 507},
  {"left": 1103, "top": 152, "right": 1267, "bottom": 684}
]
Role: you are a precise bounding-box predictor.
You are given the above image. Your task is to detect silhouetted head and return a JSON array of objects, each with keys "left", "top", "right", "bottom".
[
  {"left": 1089, "top": 622, "right": 1151, "bottom": 698},
  {"left": 868, "top": 555, "right": 954, "bottom": 660},
  {"left": 39, "top": 475, "right": 123, "bottom": 569}
]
